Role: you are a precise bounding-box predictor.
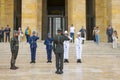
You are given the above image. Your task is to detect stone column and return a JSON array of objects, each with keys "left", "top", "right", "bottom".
[
  {"left": 22, "top": 0, "right": 42, "bottom": 40},
  {"left": 0, "top": 0, "right": 14, "bottom": 35},
  {"left": 106, "top": 0, "right": 112, "bottom": 25},
  {"left": 37, "top": 0, "right": 42, "bottom": 40},
  {"left": 0, "top": 0, "right": 5, "bottom": 28},
  {"left": 68, "top": 0, "right": 86, "bottom": 37},
  {"left": 41, "top": 0, "right": 47, "bottom": 40},
  {"left": 22, "top": 0, "right": 37, "bottom": 35},
  {"left": 95, "top": 0, "right": 108, "bottom": 42},
  {"left": 5, "top": 0, "right": 14, "bottom": 30}
]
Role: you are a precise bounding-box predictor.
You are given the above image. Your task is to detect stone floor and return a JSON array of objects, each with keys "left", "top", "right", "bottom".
[{"left": 0, "top": 41, "right": 120, "bottom": 80}]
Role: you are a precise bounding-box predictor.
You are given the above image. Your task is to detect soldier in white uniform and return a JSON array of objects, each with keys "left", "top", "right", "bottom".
[
  {"left": 63, "top": 31, "right": 72, "bottom": 63},
  {"left": 75, "top": 32, "right": 85, "bottom": 63}
]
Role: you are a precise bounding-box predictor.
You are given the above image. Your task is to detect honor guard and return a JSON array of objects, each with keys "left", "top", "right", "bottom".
[
  {"left": 53, "top": 29, "right": 70, "bottom": 74},
  {"left": 29, "top": 31, "right": 39, "bottom": 63},
  {"left": 10, "top": 30, "right": 19, "bottom": 70},
  {"left": 44, "top": 33, "right": 53, "bottom": 63},
  {"left": 75, "top": 32, "right": 85, "bottom": 63},
  {"left": 63, "top": 31, "right": 72, "bottom": 63}
]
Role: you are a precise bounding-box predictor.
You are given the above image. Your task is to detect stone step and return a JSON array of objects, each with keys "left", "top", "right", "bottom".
[{"left": 0, "top": 41, "right": 120, "bottom": 55}]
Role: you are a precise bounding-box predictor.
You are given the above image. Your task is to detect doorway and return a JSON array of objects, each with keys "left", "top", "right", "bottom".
[
  {"left": 86, "top": 0, "right": 95, "bottom": 40},
  {"left": 47, "top": 15, "right": 67, "bottom": 37},
  {"left": 14, "top": 0, "right": 22, "bottom": 30},
  {"left": 42, "top": 0, "right": 67, "bottom": 39}
]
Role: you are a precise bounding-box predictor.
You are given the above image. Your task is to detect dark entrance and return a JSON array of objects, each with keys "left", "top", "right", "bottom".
[
  {"left": 47, "top": 15, "right": 67, "bottom": 37},
  {"left": 86, "top": 0, "right": 95, "bottom": 40},
  {"left": 14, "top": 0, "right": 22, "bottom": 30},
  {"left": 42, "top": 0, "right": 67, "bottom": 39}
]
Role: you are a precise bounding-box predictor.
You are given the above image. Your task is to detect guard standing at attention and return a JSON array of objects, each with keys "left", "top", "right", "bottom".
[
  {"left": 44, "top": 33, "right": 53, "bottom": 63},
  {"left": 75, "top": 32, "right": 85, "bottom": 63},
  {"left": 53, "top": 29, "right": 69, "bottom": 74},
  {"left": 29, "top": 31, "right": 39, "bottom": 63},
  {"left": 10, "top": 30, "right": 19, "bottom": 70},
  {"left": 63, "top": 31, "right": 72, "bottom": 63}
]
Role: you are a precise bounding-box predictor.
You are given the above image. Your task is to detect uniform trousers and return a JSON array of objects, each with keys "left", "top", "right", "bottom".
[
  {"left": 55, "top": 53, "right": 63, "bottom": 71},
  {"left": 76, "top": 45, "right": 82, "bottom": 59},
  {"left": 64, "top": 44, "right": 69, "bottom": 59},
  {"left": 30, "top": 48, "right": 36, "bottom": 61},
  {"left": 47, "top": 49, "right": 52, "bottom": 61},
  {"left": 11, "top": 50, "right": 18, "bottom": 68}
]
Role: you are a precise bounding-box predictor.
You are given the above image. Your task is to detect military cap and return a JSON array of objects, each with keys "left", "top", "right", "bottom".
[
  {"left": 47, "top": 33, "right": 51, "bottom": 36},
  {"left": 32, "top": 31, "right": 36, "bottom": 34},
  {"left": 57, "top": 29, "right": 62, "bottom": 33},
  {"left": 77, "top": 32, "right": 81, "bottom": 35},
  {"left": 64, "top": 31, "right": 68, "bottom": 34}
]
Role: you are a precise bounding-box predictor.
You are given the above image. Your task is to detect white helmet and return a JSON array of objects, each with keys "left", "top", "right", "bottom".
[
  {"left": 64, "top": 31, "right": 68, "bottom": 34},
  {"left": 77, "top": 32, "right": 80, "bottom": 35}
]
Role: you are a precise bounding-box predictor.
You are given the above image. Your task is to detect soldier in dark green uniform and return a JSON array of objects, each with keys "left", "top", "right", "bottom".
[
  {"left": 10, "top": 30, "right": 19, "bottom": 70},
  {"left": 53, "top": 29, "right": 69, "bottom": 74}
]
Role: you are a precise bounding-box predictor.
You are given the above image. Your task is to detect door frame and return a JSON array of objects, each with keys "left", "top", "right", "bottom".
[
  {"left": 42, "top": 0, "right": 68, "bottom": 40},
  {"left": 86, "top": 0, "right": 96, "bottom": 40},
  {"left": 47, "top": 15, "right": 68, "bottom": 37},
  {"left": 14, "top": 0, "right": 22, "bottom": 30}
]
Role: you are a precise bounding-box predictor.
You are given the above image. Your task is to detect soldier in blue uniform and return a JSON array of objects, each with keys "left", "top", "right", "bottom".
[
  {"left": 0, "top": 27, "right": 4, "bottom": 42},
  {"left": 44, "top": 33, "right": 53, "bottom": 63},
  {"left": 29, "top": 31, "right": 39, "bottom": 63}
]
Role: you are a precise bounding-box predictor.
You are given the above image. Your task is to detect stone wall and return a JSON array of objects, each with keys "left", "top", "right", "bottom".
[
  {"left": 95, "top": 0, "right": 120, "bottom": 42},
  {"left": 96, "top": 0, "right": 107, "bottom": 42},
  {"left": 0, "top": 0, "right": 14, "bottom": 33},
  {"left": 22, "top": 0, "right": 37, "bottom": 34},
  {"left": 22, "top": 0, "right": 42, "bottom": 39},
  {"left": 37, "top": 0, "right": 42, "bottom": 39},
  {"left": 95, "top": 0, "right": 113, "bottom": 42},
  {"left": 68, "top": 0, "right": 86, "bottom": 37},
  {"left": 0, "top": 0, "right": 120, "bottom": 41},
  {"left": 112, "top": 0, "right": 120, "bottom": 41}
]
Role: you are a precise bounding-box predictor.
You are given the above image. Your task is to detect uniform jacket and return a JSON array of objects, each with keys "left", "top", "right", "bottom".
[
  {"left": 75, "top": 37, "right": 84, "bottom": 48},
  {"left": 63, "top": 36, "right": 71, "bottom": 47},
  {"left": 29, "top": 36, "right": 39, "bottom": 48},
  {"left": 44, "top": 38, "right": 53, "bottom": 50},
  {"left": 53, "top": 34, "right": 70, "bottom": 53},
  {"left": 10, "top": 37, "right": 19, "bottom": 52}
]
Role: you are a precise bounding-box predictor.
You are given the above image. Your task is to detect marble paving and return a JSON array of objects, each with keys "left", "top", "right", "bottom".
[{"left": 0, "top": 41, "right": 120, "bottom": 80}]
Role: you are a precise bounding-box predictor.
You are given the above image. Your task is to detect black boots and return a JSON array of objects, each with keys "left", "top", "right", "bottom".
[
  {"left": 64, "top": 59, "right": 69, "bottom": 63},
  {"left": 47, "top": 61, "right": 52, "bottom": 63},
  {"left": 10, "top": 66, "right": 19, "bottom": 70},
  {"left": 30, "top": 61, "right": 36, "bottom": 63},
  {"left": 55, "top": 70, "right": 59, "bottom": 74},
  {"left": 77, "top": 59, "right": 82, "bottom": 63},
  {"left": 10, "top": 63, "right": 19, "bottom": 70},
  {"left": 55, "top": 69, "right": 63, "bottom": 74}
]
